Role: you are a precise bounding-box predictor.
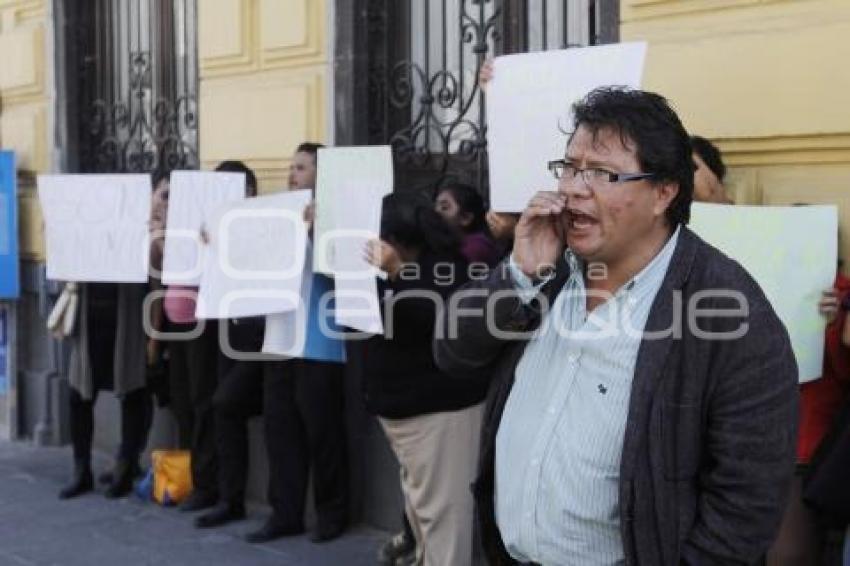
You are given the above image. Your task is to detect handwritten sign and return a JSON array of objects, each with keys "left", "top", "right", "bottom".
[
  {"left": 263, "top": 248, "right": 347, "bottom": 363},
  {"left": 313, "top": 146, "right": 393, "bottom": 274},
  {"left": 690, "top": 203, "right": 838, "bottom": 383},
  {"left": 332, "top": 185, "right": 387, "bottom": 334},
  {"left": 196, "top": 190, "right": 313, "bottom": 319},
  {"left": 162, "top": 171, "right": 246, "bottom": 285},
  {"left": 38, "top": 174, "right": 152, "bottom": 282}
]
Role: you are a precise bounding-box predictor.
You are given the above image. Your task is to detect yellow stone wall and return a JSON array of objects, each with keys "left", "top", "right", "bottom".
[
  {"left": 0, "top": 0, "right": 49, "bottom": 260},
  {"left": 198, "top": 0, "right": 330, "bottom": 192},
  {"left": 6, "top": 1, "right": 847, "bottom": 260},
  {"left": 622, "top": 0, "right": 850, "bottom": 267}
]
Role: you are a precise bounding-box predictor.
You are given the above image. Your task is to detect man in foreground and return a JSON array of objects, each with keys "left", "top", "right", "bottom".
[{"left": 435, "top": 87, "right": 798, "bottom": 565}]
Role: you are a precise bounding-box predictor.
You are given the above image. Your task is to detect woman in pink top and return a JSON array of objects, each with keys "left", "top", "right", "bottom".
[{"left": 165, "top": 160, "right": 265, "bottom": 513}]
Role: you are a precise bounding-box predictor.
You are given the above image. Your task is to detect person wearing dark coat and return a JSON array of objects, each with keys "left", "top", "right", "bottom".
[{"left": 434, "top": 87, "right": 798, "bottom": 565}]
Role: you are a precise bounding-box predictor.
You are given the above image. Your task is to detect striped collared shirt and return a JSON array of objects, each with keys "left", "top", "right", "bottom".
[{"left": 495, "top": 227, "right": 680, "bottom": 565}]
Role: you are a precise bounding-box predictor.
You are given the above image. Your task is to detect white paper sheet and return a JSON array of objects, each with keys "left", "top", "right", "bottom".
[
  {"left": 313, "top": 146, "right": 393, "bottom": 274},
  {"left": 262, "top": 264, "right": 314, "bottom": 358},
  {"left": 331, "top": 185, "right": 387, "bottom": 335},
  {"left": 689, "top": 203, "right": 838, "bottom": 383},
  {"left": 162, "top": 171, "right": 246, "bottom": 285},
  {"left": 487, "top": 42, "right": 647, "bottom": 212},
  {"left": 195, "top": 190, "right": 313, "bottom": 319},
  {"left": 38, "top": 174, "right": 152, "bottom": 282},
  {"left": 262, "top": 241, "right": 348, "bottom": 362}
]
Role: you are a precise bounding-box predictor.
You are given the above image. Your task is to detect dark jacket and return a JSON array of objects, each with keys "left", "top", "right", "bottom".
[
  {"left": 68, "top": 283, "right": 148, "bottom": 400},
  {"left": 434, "top": 227, "right": 798, "bottom": 565},
  {"left": 360, "top": 251, "right": 490, "bottom": 419}
]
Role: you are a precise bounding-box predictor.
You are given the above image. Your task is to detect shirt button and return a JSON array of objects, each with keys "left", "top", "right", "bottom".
[
  {"left": 568, "top": 353, "right": 578, "bottom": 364},
  {"left": 548, "top": 406, "right": 556, "bottom": 415},
  {"left": 531, "top": 458, "right": 539, "bottom": 467}
]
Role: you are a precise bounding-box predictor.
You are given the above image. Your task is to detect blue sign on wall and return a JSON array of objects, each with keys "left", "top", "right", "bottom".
[
  {"left": 0, "top": 151, "right": 19, "bottom": 299},
  {"left": 0, "top": 309, "right": 7, "bottom": 395}
]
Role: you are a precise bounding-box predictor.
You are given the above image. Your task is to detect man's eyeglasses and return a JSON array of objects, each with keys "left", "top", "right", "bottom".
[{"left": 547, "top": 159, "right": 655, "bottom": 187}]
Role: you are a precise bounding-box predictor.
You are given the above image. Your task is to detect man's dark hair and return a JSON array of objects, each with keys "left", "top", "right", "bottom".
[
  {"left": 215, "top": 160, "right": 258, "bottom": 197},
  {"left": 436, "top": 182, "right": 487, "bottom": 234},
  {"left": 296, "top": 142, "right": 324, "bottom": 162},
  {"left": 690, "top": 135, "right": 727, "bottom": 183},
  {"left": 570, "top": 87, "right": 695, "bottom": 226}
]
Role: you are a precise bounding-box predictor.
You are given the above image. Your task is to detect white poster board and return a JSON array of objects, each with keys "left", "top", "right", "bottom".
[
  {"left": 332, "top": 185, "right": 387, "bottom": 334},
  {"left": 162, "top": 171, "right": 246, "bottom": 285},
  {"left": 195, "top": 190, "right": 313, "bottom": 319},
  {"left": 262, "top": 242, "right": 347, "bottom": 363},
  {"left": 313, "top": 146, "right": 393, "bottom": 274},
  {"left": 487, "top": 42, "right": 647, "bottom": 212},
  {"left": 263, "top": 263, "right": 315, "bottom": 359},
  {"left": 38, "top": 174, "right": 151, "bottom": 282},
  {"left": 689, "top": 203, "right": 838, "bottom": 383}
]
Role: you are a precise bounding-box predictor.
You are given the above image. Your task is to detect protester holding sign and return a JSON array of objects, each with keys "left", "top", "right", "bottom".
[
  {"left": 767, "top": 270, "right": 850, "bottom": 564},
  {"left": 57, "top": 174, "right": 163, "bottom": 501},
  {"left": 59, "top": 282, "right": 152, "bottom": 500},
  {"left": 247, "top": 143, "right": 349, "bottom": 545},
  {"left": 362, "top": 192, "right": 488, "bottom": 566},
  {"left": 194, "top": 161, "right": 266, "bottom": 529},
  {"left": 757, "top": 236, "right": 850, "bottom": 566},
  {"left": 166, "top": 216, "right": 222, "bottom": 514}
]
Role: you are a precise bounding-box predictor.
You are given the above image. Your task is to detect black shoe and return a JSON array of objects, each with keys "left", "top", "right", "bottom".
[
  {"left": 377, "top": 530, "right": 416, "bottom": 565},
  {"left": 244, "top": 518, "right": 304, "bottom": 543},
  {"left": 99, "top": 458, "right": 141, "bottom": 487},
  {"left": 59, "top": 466, "right": 94, "bottom": 500},
  {"left": 310, "top": 520, "right": 346, "bottom": 543},
  {"left": 393, "top": 551, "right": 418, "bottom": 566},
  {"left": 104, "top": 460, "right": 140, "bottom": 499},
  {"left": 195, "top": 502, "right": 246, "bottom": 528},
  {"left": 179, "top": 491, "right": 218, "bottom": 512}
]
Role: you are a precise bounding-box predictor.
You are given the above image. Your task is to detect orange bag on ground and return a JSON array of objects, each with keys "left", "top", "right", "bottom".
[{"left": 151, "top": 450, "right": 192, "bottom": 506}]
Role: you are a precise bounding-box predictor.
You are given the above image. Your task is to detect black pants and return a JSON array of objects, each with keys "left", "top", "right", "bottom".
[
  {"left": 70, "top": 283, "right": 152, "bottom": 468},
  {"left": 168, "top": 321, "right": 219, "bottom": 496},
  {"left": 211, "top": 317, "right": 266, "bottom": 505},
  {"left": 263, "top": 359, "right": 349, "bottom": 528},
  {"left": 68, "top": 387, "right": 152, "bottom": 467},
  {"left": 213, "top": 354, "right": 264, "bottom": 505}
]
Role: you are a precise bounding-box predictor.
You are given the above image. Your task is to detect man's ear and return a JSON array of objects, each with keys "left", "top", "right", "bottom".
[{"left": 654, "top": 182, "right": 680, "bottom": 218}]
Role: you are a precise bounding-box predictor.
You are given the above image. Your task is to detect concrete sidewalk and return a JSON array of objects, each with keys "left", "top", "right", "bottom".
[{"left": 0, "top": 440, "right": 385, "bottom": 565}]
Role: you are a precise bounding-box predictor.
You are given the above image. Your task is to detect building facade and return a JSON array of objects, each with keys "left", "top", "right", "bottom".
[{"left": 1, "top": 0, "right": 848, "bottom": 529}]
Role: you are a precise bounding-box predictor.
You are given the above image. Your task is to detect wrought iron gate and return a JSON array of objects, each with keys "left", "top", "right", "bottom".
[
  {"left": 70, "top": 0, "right": 199, "bottom": 174},
  {"left": 365, "top": 0, "right": 619, "bottom": 197}
]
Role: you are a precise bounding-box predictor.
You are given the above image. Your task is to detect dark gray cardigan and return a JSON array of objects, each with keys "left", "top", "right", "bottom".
[
  {"left": 435, "top": 226, "right": 799, "bottom": 566},
  {"left": 67, "top": 283, "right": 148, "bottom": 400}
]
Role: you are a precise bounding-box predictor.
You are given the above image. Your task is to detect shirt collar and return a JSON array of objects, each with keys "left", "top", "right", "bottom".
[
  {"left": 629, "top": 225, "right": 681, "bottom": 292},
  {"left": 565, "top": 225, "right": 682, "bottom": 295}
]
